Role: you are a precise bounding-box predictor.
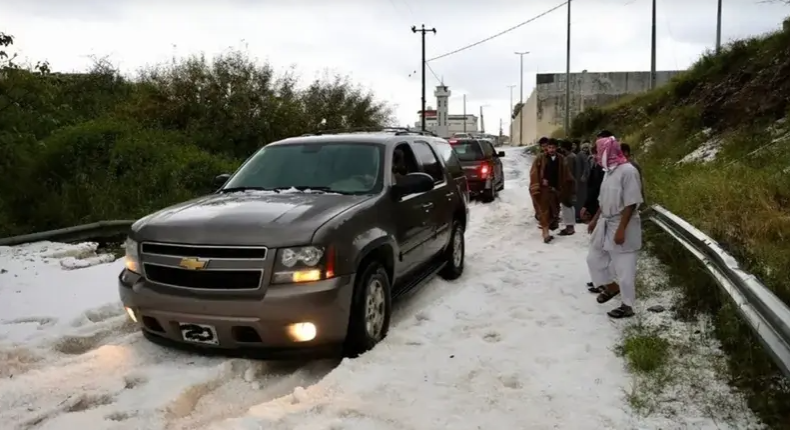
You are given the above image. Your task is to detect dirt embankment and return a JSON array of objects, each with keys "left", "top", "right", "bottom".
[{"left": 570, "top": 17, "right": 790, "bottom": 429}]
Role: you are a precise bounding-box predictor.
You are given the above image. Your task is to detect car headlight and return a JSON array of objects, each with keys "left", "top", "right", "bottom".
[
  {"left": 280, "top": 246, "right": 324, "bottom": 268},
  {"left": 124, "top": 238, "right": 141, "bottom": 274},
  {"left": 273, "top": 246, "right": 334, "bottom": 284}
]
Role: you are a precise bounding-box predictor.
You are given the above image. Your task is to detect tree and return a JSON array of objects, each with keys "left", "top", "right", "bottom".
[{"left": 0, "top": 32, "right": 395, "bottom": 236}]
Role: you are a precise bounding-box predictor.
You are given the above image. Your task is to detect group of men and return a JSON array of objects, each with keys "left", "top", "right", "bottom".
[{"left": 528, "top": 131, "right": 644, "bottom": 319}]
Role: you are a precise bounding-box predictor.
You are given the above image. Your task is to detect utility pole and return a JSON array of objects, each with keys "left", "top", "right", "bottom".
[
  {"left": 412, "top": 24, "right": 437, "bottom": 131},
  {"left": 479, "top": 105, "right": 485, "bottom": 133},
  {"left": 650, "top": 0, "right": 657, "bottom": 90},
  {"left": 463, "top": 94, "right": 467, "bottom": 132},
  {"left": 715, "top": 0, "right": 722, "bottom": 54},
  {"left": 563, "top": 1, "right": 571, "bottom": 136},
  {"left": 507, "top": 84, "right": 516, "bottom": 114},
  {"left": 515, "top": 51, "right": 529, "bottom": 144},
  {"left": 507, "top": 84, "right": 516, "bottom": 139}
]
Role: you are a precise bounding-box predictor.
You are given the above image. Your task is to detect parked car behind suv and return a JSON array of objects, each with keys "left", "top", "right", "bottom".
[
  {"left": 119, "top": 129, "right": 470, "bottom": 358},
  {"left": 447, "top": 138, "right": 505, "bottom": 202}
]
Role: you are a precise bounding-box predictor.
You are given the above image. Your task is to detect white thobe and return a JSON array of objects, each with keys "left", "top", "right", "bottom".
[
  {"left": 586, "top": 162, "right": 643, "bottom": 307},
  {"left": 561, "top": 203, "right": 575, "bottom": 227}
]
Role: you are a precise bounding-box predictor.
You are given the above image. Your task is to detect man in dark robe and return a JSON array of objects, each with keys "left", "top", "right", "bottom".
[
  {"left": 530, "top": 139, "right": 574, "bottom": 243},
  {"left": 531, "top": 137, "right": 550, "bottom": 221},
  {"left": 575, "top": 141, "right": 591, "bottom": 221},
  {"left": 558, "top": 139, "right": 581, "bottom": 236}
]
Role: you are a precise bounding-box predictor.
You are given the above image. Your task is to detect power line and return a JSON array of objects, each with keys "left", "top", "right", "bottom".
[
  {"left": 426, "top": 62, "right": 442, "bottom": 84},
  {"left": 426, "top": 1, "right": 568, "bottom": 62},
  {"left": 390, "top": 0, "right": 446, "bottom": 85}
]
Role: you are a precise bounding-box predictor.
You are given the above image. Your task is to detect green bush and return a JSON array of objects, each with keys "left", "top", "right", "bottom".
[{"left": 0, "top": 32, "right": 393, "bottom": 237}]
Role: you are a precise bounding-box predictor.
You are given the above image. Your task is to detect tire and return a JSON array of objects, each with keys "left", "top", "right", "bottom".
[
  {"left": 344, "top": 262, "right": 392, "bottom": 357},
  {"left": 481, "top": 184, "right": 496, "bottom": 203},
  {"left": 439, "top": 220, "right": 465, "bottom": 280}
]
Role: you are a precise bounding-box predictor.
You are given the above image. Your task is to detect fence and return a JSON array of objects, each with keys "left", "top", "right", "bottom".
[
  {"left": 1, "top": 206, "right": 788, "bottom": 377},
  {"left": 645, "top": 205, "right": 790, "bottom": 378}
]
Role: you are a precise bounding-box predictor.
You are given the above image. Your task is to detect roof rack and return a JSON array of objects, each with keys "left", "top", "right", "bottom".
[
  {"left": 393, "top": 130, "right": 438, "bottom": 136},
  {"left": 312, "top": 126, "right": 438, "bottom": 137}
]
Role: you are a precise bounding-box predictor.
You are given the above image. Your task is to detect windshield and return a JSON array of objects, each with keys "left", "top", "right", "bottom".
[
  {"left": 222, "top": 143, "right": 383, "bottom": 195},
  {"left": 451, "top": 141, "right": 484, "bottom": 161}
]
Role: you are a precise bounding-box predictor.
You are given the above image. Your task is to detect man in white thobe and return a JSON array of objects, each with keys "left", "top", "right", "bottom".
[{"left": 586, "top": 137, "right": 643, "bottom": 318}]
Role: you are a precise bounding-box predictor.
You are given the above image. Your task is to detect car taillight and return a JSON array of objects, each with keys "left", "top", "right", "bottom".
[
  {"left": 448, "top": 139, "right": 458, "bottom": 145},
  {"left": 479, "top": 163, "right": 490, "bottom": 178}
]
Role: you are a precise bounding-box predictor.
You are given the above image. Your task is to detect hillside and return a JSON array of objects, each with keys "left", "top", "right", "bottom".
[{"left": 570, "top": 18, "right": 790, "bottom": 428}]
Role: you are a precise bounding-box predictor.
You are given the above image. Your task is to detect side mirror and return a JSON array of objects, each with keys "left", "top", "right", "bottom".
[
  {"left": 214, "top": 173, "right": 231, "bottom": 188},
  {"left": 392, "top": 172, "right": 435, "bottom": 198},
  {"left": 497, "top": 151, "right": 506, "bottom": 157}
]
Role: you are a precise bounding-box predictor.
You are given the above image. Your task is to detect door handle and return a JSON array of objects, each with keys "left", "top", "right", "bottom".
[
  {"left": 421, "top": 202, "right": 434, "bottom": 209},
  {"left": 445, "top": 192, "right": 454, "bottom": 197}
]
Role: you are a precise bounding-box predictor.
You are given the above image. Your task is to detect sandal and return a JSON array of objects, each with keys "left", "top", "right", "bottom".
[
  {"left": 607, "top": 305, "right": 634, "bottom": 319},
  {"left": 587, "top": 285, "right": 604, "bottom": 294},
  {"left": 596, "top": 288, "right": 620, "bottom": 303}
]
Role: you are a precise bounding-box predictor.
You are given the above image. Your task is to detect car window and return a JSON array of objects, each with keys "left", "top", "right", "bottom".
[
  {"left": 433, "top": 141, "right": 464, "bottom": 177},
  {"left": 480, "top": 140, "right": 494, "bottom": 157},
  {"left": 392, "top": 143, "right": 420, "bottom": 183},
  {"left": 412, "top": 141, "right": 445, "bottom": 183},
  {"left": 450, "top": 140, "right": 484, "bottom": 161},
  {"left": 222, "top": 143, "right": 383, "bottom": 195}
]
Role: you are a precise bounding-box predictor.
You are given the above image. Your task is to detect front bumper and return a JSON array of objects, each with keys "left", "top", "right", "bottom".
[{"left": 119, "top": 269, "right": 354, "bottom": 358}]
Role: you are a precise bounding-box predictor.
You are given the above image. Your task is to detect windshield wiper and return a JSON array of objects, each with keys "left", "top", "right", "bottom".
[
  {"left": 219, "top": 186, "right": 280, "bottom": 194},
  {"left": 292, "top": 186, "right": 331, "bottom": 192},
  {"left": 292, "top": 186, "right": 354, "bottom": 195}
]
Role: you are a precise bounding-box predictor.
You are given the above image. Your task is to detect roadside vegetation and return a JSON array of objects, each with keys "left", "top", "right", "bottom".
[
  {"left": 570, "top": 18, "right": 790, "bottom": 429},
  {"left": 0, "top": 32, "right": 393, "bottom": 238}
]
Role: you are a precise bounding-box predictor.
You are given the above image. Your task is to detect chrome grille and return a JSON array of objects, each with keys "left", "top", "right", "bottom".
[
  {"left": 141, "top": 243, "right": 267, "bottom": 259},
  {"left": 140, "top": 242, "right": 268, "bottom": 291}
]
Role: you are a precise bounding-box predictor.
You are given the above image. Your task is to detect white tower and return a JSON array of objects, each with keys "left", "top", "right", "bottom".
[{"left": 434, "top": 84, "right": 451, "bottom": 138}]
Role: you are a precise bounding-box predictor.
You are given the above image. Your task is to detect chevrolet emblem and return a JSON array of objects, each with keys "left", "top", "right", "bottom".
[{"left": 179, "top": 257, "right": 209, "bottom": 270}]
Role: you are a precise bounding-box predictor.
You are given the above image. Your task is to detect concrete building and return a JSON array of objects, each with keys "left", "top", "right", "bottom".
[
  {"left": 511, "top": 70, "right": 684, "bottom": 145},
  {"left": 414, "top": 85, "right": 478, "bottom": 137}
]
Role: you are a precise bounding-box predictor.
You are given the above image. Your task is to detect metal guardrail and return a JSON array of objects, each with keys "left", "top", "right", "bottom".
[
  {"left": 646, "top": 204, "right": 790, "bottom": 378},
  {"left": 0, "top": 220, "right": 134, "bottom": 247}
]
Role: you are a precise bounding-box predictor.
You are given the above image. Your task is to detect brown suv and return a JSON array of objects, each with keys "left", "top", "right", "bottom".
[
  {"left": 119, "top": 129, "right": 469, "bottom": 358},
  {"left": 447, "top": 138, "right": 505, "bottom": 202}
]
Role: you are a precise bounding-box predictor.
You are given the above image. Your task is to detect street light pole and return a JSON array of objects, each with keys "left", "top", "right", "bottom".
[
  {"left": 564, "top": 0, "right": 572, "bottom": 136},
  {"left": 649, "top": 0, "right": 657, "bottom": 90},
  {"left": 515, "top": 51, "right": 529, "bottom": 145},
  {"left": 715, "top": 0, "right": 722, "bottom": 53},
  {"left": 463, "top": 94, "right": 467, "bottom": 133}
]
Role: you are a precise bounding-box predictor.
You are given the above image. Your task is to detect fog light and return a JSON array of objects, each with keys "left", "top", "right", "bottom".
[
  {"left": 124, "top": 306, "right": 138, "bottom": 323},
  {"left": 287, "top": 322, "right": 317, "bottom": 342},
  {"left": 292, "top": 269, "right": 321, "bottom": 283}
]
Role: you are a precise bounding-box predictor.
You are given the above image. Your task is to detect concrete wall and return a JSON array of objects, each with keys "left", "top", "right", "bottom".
[
  {"left": 512, "top": 70, "right": 684, "bottom": 144},
  {"left": 414, "top": 116, "right": 478, "bottom": 137}
]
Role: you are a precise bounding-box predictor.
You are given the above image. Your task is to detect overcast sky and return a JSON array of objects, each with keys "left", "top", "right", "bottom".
[{"left": 2, "top": 0, "right": 788, "bottom": 135}]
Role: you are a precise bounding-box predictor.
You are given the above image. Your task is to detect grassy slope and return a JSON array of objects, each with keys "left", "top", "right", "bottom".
[{"left": 571, "top": 18, "right": 790, "bottom": 429}]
